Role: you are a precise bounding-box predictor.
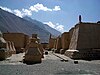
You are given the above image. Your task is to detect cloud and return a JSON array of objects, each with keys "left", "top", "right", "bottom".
[
  {"left": 56, "top": 25, "right": 64, "bottom": 31},
  {"left": 44, "top": 21, "right": 64, "bottom": 32},
  {"left": 0, "top": 6, "right": 13, "bottom": 13},
  {"left": 14, "top": 9, "right": 32, "bottom": 18},
  {"left": 29, "top": 6, "right": 38, "bottom": 12},
  {"left": 29, "top": 3, "right": 52, "bottom": 12},
  {"left": 29, "top": 3, "right": 61, "bottom": 12},
  {"left": 22, "top": 9, "right": 32, "bottom": 16},
  {"left": 44, "top": 21, "right": 55, "bottom": 28},
  {"left": 13, "top": 9, "right": 23, "bottom": 18},
  {"left": 53, "top": 6, "right": 61, "bottom": 11},
  {"left": 0, "top": 6, "right": 32, "bottom": 18},
  {"left": 0, "top": 3, "right": 61, "bottom": 17}
]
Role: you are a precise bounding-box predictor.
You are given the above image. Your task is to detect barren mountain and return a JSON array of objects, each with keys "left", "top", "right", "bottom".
[{"left": 0, "top": 8, "right": 61, "bottom": 43}]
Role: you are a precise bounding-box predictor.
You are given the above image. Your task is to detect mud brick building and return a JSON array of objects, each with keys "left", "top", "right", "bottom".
[
  {"left": 54, "top": 36, "right": 62, "bottom": 53},
  {"left": 61, "top": 32, "right": 70, "bottom": 53},
  {"left": 60, "top": 32, "right": 70, "bottom": 54},
  {"left": 69, "top": 22, "right": 100, "bottom": 50},
  {"left": 65, "top": 22, "right": 100, "bottom": 59},
  {"left": 48, "top": 35, "right": 56, "bottom": 50},
  {"left": 3, "top": 33, "right": 29, "bottom": 53}
]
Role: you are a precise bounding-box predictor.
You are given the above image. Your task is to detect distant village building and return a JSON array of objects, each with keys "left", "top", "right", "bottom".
[{"left": 41, "top": 43, "right": 48, "bottom": 49}]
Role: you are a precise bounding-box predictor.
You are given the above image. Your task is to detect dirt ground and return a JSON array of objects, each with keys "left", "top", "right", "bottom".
[{"left": 0, "top": 51, "right": 100, "bottom": 75}]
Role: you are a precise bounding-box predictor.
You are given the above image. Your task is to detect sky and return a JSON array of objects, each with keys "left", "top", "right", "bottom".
[{"left": 0, "top": 0, "right": 100, "bottom": 33}]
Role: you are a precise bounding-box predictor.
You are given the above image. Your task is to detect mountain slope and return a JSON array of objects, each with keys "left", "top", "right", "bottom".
[
  {"left": 23, "top": 16, "right": 61, "bottom": 36},
  {"left": 0, "top": 8, "right": 52, "bottom": 43}
]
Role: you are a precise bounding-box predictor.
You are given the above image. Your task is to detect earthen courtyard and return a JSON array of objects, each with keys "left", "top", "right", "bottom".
[{"left": 0, "top": 51, "right": 100, "bottom": 75}]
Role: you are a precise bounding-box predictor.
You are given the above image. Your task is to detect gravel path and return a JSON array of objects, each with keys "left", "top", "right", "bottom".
[{"left": 0, "top": 51, "right": 100, "bottom": 75}]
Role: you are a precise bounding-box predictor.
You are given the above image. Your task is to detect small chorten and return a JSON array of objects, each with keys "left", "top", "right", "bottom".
[{"left": 24, "top": 34, "right": 42, "bottom": 64}]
